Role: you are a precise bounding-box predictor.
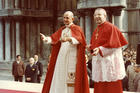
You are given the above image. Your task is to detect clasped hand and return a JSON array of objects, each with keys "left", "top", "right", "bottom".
[
  {"left": 61, "top": 37, "right": 72, "bottom": 42},
  {"left": 91, "top": 48, "right": 99, "bottom": 56},
  {"left": 86, "top": 45, "right": 99, "bottom": 56}
]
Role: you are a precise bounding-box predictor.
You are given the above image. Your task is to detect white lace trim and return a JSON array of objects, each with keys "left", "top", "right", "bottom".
[{"left": 92, "top": 47, "right": 126, "bottom": 82}]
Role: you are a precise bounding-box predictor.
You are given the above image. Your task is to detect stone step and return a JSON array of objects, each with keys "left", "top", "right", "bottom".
[{"left": 0, "top": 62, "right": 12, "bottom": 70}]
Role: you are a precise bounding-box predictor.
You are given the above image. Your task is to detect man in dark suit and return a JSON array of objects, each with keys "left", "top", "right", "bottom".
[
  {"left": 12, "top": 55, "right": 25, "bottom": 82},
  {"left": 34, "top": 55, "right": 43, "bottom": 83},
  {"left": 25, "top": 57, "right": 38, "bottom": 83}
]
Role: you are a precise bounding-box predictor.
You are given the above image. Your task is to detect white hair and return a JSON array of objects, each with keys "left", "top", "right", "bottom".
[
  {"left": 29, "top": 57, "right": 35, "bottom": 62},
  {"left": 94, "top": 8, "right": 107, "bottom": 16},
  {"left": 64, "top": 11, "right": 74, "bottom": 18}
]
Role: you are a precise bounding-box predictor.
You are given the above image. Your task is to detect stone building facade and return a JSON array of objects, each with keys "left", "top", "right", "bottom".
[
  {"left": 0, "top": 0, "right": 55, "bottom": 62},
  {"left": 127, "top": 0, "right": 140, "bottom": 48},
  {"left": 0, "top": 0, "right": 78, "bottom": 62},
  {"left": 0, "top": 0, "right": 139, "bottom": 62}
]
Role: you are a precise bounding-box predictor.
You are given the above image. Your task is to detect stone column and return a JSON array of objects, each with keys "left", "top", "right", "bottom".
[
  {"left": 5, "top": 0, "right": 10, "bottom": 9},
  {"left": 15, "top": 0, "right": 20, "bottom": 8},
  {"left": 23, "top": 0, "right": 27, "bottom": 9},
  {"left": 121, "top": 10, "right": 129, "bottom": 41},
  {"left": 114, "top": 16, "right": 122, "bottom": 29},
  {"left": 21, "top": 0, "right": 24, "bottom": 9},
  {"left": 31, "top": 0, "right": 36, "bottom": 9},
  {"left": 5, "top": 20, "right": 11, "bottom": 61},
  {"left": 112, "top": 8, "right": 122, "bottom": 30},
  {"left": 0, "top": 19, "right": 4, "bottom": 61},
  {"left": 9, "top": 0, "right": 14, "bottom": 9},
  {"left": 36, "top": 0, "right": 39, "bottom": 9},
  {"left": 0, "top": 0, "right": 2, "bottom": 9},
  {"left": 85, "top": 11, "right": 92, "bottom": 44},
  {"left": 80, "top": 15, "right": 85, "bottom": 31},
  {"left": 113, "top": 8, "right": 128, "bottom": 48},
  {"left": 15, "top": 21, "right": 20, "bottom": 56},
  {"left": 111, "top": 15, "right": 114, "bottom": 25},
  {"left": 37, "top": 22, "right": 41, "bottom": 57},
  {"left": 27, "top": 0, "right": 31, "bottom": 9},
  {"left": 26, "top": 21, "right": 30, "bottom": 58},
  {"left": 11, "top": 20, "right": 16, "bottom": 61}
]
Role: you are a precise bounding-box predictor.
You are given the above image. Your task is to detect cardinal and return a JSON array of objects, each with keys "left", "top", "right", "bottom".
[{"left": 87, "top": 8, "right": 128, "bottom": 93}]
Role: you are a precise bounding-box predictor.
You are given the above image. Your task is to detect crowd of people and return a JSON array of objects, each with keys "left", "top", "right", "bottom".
[
  {"left": 122, "top": 47, "right": 140, "bottom": 92},
  {"left": 12, "top": 55, "right": 43, "bottom": 83}
]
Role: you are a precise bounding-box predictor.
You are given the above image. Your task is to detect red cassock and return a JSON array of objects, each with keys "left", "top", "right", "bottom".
[
  {"left": 42, "top": 24, "right": 90, "bottom": 93},
  {"left": 90, "top": 21, "right": 128, "bottom": 49},
  {"left": 90, "top": 21, "right": 128, "bottom": 93}
]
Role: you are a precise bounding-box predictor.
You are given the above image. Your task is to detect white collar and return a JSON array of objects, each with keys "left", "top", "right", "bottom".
[
  {"left": 30, "top": 64, "right": 33, "bottom": 67},
  {"left": 65, "top": 23, "right": 73, "bottom": 28}
]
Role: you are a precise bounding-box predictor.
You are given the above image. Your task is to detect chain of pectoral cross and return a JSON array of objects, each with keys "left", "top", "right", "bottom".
[
  {"left": 63, "top": 28, "right": 70, "bottom": 37},
  {"left": 95, "top": 27, "right": 99, "bottom": 39}
]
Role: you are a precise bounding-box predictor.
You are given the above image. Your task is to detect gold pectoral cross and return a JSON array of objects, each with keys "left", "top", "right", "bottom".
[
  {"left": 95, "top": 27, "right": 99, "bottom": 40},
  {"left": 95, "top": 33, "right": 98, "bottom": 39}
]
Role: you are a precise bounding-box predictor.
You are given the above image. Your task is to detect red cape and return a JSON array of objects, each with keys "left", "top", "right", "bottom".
[
  {"left": 90, "top": 21, "right": 128, "bottom": 50},
  {"left": 42, "top": 24, "right": 90, "bottom": 93}
]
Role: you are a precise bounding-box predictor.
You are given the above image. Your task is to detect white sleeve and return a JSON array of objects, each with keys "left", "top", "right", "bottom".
[
  {"left": 99, "top": 46, "right": 119, "bottom": 57},
  {"left": 70, "top": 37, "right": 79, "bottom": 44},
  {"left": 43, "top": 37, "right": 52, "bottom": 44}
]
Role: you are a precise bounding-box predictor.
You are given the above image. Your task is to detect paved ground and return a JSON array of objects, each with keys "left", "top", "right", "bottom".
[
  {"left": 0, "top": 70, "right": 139, "bottom": 93},
  {"left": 0, "top": 62, "right": 139, "bottom": 93},
  {"left": 0, "top": 80, "right": 42, "bottom": 93},
  {"left": 0, "top": 80, "right": 139, "bottom": 93}
]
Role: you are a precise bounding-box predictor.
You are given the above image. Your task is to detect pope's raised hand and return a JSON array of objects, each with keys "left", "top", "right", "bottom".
[{"left": 40, "top": 33, "right": 47, "bottom": 42}]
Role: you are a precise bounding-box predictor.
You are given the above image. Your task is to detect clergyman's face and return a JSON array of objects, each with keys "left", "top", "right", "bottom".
[
  {"left": 63, "top": 13, "right": 73, "bottom": 25},
  {"left": 94, "top": 10, "right": 106, "bottom": 25}
]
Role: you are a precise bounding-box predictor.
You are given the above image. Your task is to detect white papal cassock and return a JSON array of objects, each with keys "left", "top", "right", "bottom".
[{"left": 45, "top": 23, "right": 79, "bottom": 93}]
